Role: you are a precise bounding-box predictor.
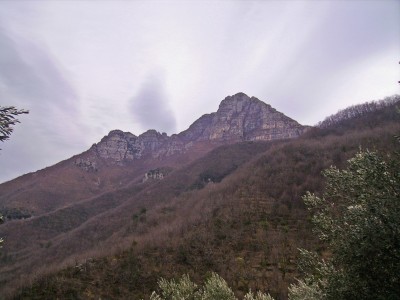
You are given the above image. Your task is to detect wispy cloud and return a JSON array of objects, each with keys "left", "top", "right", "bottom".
[{"left": 0, "top": 24, "right": 85, "bottom": 182}]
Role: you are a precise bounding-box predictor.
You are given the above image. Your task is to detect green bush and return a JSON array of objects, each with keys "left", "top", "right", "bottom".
[{"left": 290, "top": 149, "right": 400, "bottom": 299}]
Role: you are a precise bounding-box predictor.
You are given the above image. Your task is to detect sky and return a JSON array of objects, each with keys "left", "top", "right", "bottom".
[{"left": 0, "top": 0, "right": 399, "bottom": 183}]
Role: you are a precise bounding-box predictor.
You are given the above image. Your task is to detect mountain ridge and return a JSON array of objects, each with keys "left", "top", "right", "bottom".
[
  {"left": 87, "top": 92, "right": 307, "bottom": 167},
  {"left": 0, "top": 91, "right": 309, "bottom": 298},
  {"left": 0, "top": 94, "right": 399, "bottom": 299},
  {"left": 0, "top": 92, "right": 306, "bottom": 216}
]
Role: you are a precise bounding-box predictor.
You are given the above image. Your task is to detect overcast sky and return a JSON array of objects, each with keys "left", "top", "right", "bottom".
[{"left": 0, "top": 0, "right": 399, "bottom": 183}]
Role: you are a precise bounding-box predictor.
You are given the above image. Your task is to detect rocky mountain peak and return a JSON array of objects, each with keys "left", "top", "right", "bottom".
[
  {"left": 218, "top": 92, "right": 257, "bottom": 110},
  {"left": 139, "top": 129, "right": 168, "bottom": 139},
  {"left": 87, "top": 93, "right": 307, "bottom": 165},
  {"left": 218, "top": 93, "right": 273, "bottom": 112},
  {"left": 180, "top": 92, "right": 304, "bottom": 142}
]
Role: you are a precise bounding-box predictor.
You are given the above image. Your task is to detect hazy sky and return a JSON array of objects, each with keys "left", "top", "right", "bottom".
[{"left": 0, "top": 0, "right": 399, "bottom": 183}]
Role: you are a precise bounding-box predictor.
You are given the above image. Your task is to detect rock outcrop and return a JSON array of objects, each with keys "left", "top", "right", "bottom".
[
  {"left": 82, "top": 93, "right": 307, "bottom": 166},
  {"left": 92, "top": 129, "right": 169, "bottom": 165},
  {"left": 74, "top": 158, "right": 97, "bottom": 172},
  {"left": 143, "top": 168, "right": 165, "bottom": 182},
  {"left": 178, "top": 93, "right": 304, "bottom": 142}
]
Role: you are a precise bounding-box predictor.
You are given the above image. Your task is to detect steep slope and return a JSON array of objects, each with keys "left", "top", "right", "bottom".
[
  {"left": 3, "top": 98, "right": 400, "bottom": 299},
  {"left": 10, "top": 99, "right": 400, "bottom": 299},
  {"left": 0, "top": 93, "right": 306, "bottom": 216},
  {"left": 0, "top": 93, "right": 308, "bottom": 297},
  {"left": 0, "top": 141, "right": 274, "bottom": 297}
]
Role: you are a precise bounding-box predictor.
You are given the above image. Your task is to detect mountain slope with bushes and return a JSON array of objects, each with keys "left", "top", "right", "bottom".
[{"left": 7, "top": 96, "right": 399, "bottom": 299}]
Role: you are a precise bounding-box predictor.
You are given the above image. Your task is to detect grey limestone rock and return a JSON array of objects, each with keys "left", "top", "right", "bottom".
[
  {"left": 89, "top": 93, "right": 308, "bottom": 164},
  {"left": 74, "top": 158, "right": 97, "bottom": 172}
]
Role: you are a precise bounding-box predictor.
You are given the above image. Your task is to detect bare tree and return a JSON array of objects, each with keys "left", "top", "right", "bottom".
[{"left": 317, "top": 95, "right": 400, "bottom": 129}]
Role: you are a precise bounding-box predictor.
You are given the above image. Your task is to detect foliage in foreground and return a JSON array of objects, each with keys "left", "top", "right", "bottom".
[
  {"left": 147, "top": 273, "right": 274, "bottom": 300},
  {"left": 0, "top": 106, "right": 29, "bottom": 143},
  {"left": 289, "top": 149, "right": 400, "bottom": 300},
  {"left": 0, "top": 105, "right": 28, "bottom": 248}
]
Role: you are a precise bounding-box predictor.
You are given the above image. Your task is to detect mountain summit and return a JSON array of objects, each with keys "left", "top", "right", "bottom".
[
  {"left": 179, "top": 92, "right": 304, "bottom": 142},
  {"left": 0, "top": 93, "right": 306, "bottom": 216},
  {"left": 92, "top": 93, "right": 307, "bottom": 165}
]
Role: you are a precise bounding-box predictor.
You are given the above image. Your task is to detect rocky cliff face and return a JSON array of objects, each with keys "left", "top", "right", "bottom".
[
  {"left": 178, "top": 93, "right": 304, "bottom": 142},
  {"left": 91, "top": 129, "right": 169, "bottom": 164},
  {"left": 85, "top": 93, "right": 307, "bottom": 166}
]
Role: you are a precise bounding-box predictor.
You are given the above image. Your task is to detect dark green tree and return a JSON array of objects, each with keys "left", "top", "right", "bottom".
[{"left": 290, "top": 149, "right": 400, "bottom": 299}]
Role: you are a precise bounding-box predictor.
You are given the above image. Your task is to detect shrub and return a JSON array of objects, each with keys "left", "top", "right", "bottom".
[
  {"left": 147, "top": 273, "right": 274, "bottom": 300},
  {"left": 290, "top": 149, "right": 400, "bottom": 299}
]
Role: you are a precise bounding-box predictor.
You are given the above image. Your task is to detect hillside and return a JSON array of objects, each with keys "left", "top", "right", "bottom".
[
  {"left": 0, "top": 96, "right": 396, "bottom": 299},
  {"left": 0, "top": 93, "right": 306, "bottom": 217},
  {"left": 0, "top": 93, "right": 310, "bottom": 298}
]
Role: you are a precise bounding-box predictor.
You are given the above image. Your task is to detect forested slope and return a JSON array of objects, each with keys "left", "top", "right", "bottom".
[{"left": 11, "top": 98, "right": 400, "bottom": 300}]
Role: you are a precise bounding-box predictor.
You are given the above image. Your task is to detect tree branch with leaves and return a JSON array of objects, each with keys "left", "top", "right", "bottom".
[
  {"left": 0, "top": 105, "right": 29, "bottom": 247},
  {"left": 0, "top": 106, "right": 29, "bottom": 144},
  {"left": 290, "top": 149, "right": 400, "bottom": 300}
]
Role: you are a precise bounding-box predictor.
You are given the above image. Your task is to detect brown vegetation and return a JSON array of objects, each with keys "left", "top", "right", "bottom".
[{"left": 1, "top": 99, "right": 399, "bottom": 299}]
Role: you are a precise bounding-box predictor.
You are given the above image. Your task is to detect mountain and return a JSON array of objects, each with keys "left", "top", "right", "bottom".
[
  {"left": 2, "top": 94, "right": 398, "bottom": 299},
  {"left": 0, "top": 93, "right": 307, "bottom": 296},
  {"left": 178, "top": 92, "right": 305, "bottom": 142},
  {"left": 0, "top": 93, "right": 306, "bottom": 216},
  {"left": 87, "top": 92, "right": 306, "bottom": 165}
]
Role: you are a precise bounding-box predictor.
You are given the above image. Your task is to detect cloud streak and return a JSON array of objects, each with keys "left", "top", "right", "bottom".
[{"left": 0, "top": 24, "right": 86, "bottom": 182}]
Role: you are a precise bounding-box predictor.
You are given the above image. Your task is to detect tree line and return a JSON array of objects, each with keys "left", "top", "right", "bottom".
[{"left": 317, "top": 95, "right": 399, "bottom": 129}]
